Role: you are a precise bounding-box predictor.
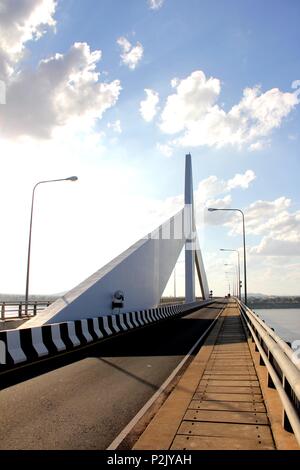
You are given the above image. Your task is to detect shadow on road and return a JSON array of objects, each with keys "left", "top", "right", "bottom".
[{"left": 0, "top": 306, "right": 224, "bottom": 391}]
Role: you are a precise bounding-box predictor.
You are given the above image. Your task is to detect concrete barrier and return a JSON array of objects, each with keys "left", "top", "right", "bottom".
[{"left": 0, "top": 301, "right": 212, "bottom": 373}]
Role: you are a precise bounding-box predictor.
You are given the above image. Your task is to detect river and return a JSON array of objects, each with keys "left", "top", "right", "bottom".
[{"left": 254, "top": 308, "right": 300, "bottom": 344}]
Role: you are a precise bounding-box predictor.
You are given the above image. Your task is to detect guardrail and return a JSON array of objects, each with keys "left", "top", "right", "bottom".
[
  {"left": 160, "top": 297, "right": 188, "bottom": 305},
  {"left": 160, "top": 297, "right": 215, "bottom": 305},
  {"left": 0, "top": 300, "right": 215, "bottom": 374},
  {"left": 238, "top": 299, "right": 300, "bottom": 446},
  {"left": 0, "top": 301, "right": 52, "bottom": 320}
]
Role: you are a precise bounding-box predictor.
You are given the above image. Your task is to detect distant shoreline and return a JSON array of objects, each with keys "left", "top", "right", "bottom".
[
  {"left": 0, "top": 294, "right": 61, "bottom": 302},
  {"left": 249, "top": 303, "right": 300, "bottom": 309}
]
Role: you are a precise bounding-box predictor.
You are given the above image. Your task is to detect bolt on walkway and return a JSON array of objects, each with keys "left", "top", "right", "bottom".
[{"left": 134, "top": 301, "right": 276, "bottom": 450}]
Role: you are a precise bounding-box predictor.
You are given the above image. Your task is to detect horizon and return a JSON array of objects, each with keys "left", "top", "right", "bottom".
[{"left": 1, "top": 292, "right": 300, "bottom": 299}]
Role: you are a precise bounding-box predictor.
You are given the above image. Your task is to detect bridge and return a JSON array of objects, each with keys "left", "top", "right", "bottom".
[{"left": 0, "top": 155, "right": 299, "bottom": 451}]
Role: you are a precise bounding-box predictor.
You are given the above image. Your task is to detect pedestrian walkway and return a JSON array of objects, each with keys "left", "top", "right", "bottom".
[{"left": 134, "top": 302, "right": 276, "bottom": 450}]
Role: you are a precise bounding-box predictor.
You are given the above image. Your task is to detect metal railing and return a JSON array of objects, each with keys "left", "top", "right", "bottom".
[
  {"left": 0, "top": 301, "right": 52, "bottom": 320},
  {"left": 159, "top": 297, "right": 207, "bottom": 305},
  {"left": 238, "top": 299, "right": 300, "bottom": 445}
]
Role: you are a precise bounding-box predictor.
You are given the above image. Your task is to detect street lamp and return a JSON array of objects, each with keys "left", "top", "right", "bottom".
[
  {"left": 208, "top": 207, "right": 247, "bottom": 305},
  {"left": 25, "top": 176, "right": 78, "bottom": 313},
  {"left": 225, "top": 271, "right": 236, "bottom": 296},
  {"left": 226, "top": 281, "right": 231, "bottom": 296},
  {"left": 221, "top": 249, "right": 241, "bottom": 300},
  {"left": 225, "top": 270, "right": 237, "bottom": 297},
  {"left": 224, "top": 272, "right": 233, "bottom": 296},
  {"left": 224, "top": 264, "right": 238, "bottom": 298}
]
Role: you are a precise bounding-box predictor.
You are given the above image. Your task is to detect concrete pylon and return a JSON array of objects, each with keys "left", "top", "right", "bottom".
[
  {"left": 185, "top": 153, "right": 196, "bottom": 303},
  {"left": 184, "top": 154, "right": 210, "bottom": 302}
]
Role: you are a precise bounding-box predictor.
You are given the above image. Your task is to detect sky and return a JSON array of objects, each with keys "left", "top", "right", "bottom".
[{"left": 0, "top": 0, "right": 299, "bottom": 298}]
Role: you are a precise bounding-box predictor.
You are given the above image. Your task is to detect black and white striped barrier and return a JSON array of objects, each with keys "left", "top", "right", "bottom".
[{"left": 0, "top": 302, "right": 211, "bottom": 372}]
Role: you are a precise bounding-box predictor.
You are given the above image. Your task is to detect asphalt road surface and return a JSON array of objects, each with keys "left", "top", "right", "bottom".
[{"left": 0, "top": 302, "right": 223, "bottom": 449}]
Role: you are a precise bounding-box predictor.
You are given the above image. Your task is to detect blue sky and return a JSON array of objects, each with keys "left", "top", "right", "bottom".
[{"left": 0, "top": 0, "right": 299, "bottom": 297}]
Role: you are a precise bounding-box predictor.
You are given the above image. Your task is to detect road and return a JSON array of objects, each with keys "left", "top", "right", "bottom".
[{"left": 0, "top": 302, "right": 223, "bottom": 450}]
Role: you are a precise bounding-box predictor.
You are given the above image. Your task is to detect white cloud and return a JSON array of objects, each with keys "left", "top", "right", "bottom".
[
  {"left": 197, "top": 175, "right": 227, "bottom": 201},
  {"left": 0, "top": 0, "right": 57, "bottom": 79},
  {"left": 0, "top": 42, "right": 121, "bottom": 138},
  {"left": 251, "top": 237, "right": 300, "bottom": 256},
  {"left": 247, "top": 196, "right": 291, "bottom": 218},
  {"left": 249, "top": 140, "right": 270, "bottom": 152},
  {"left": 159, "top": 70, "right": 300, "bottom": 150},
  {"left": 140, "top": 88, "right": 159, "bottom": 122},
  {"left": 160, "top": 70, "right": 221, "bottom": 134},
  {"left": 0, "top": 78, "right": 5, "bottom": 104},
  {"left": 117, "top": 36, "right": 143, "bottom": 70},
  {"left": 206, "top": 194, "right": 232, "bottom": 208},
  {"left": 203, "top": 195, "right": 234, "bottom": 226},
  {"left": 292, "top": 80, "right": 300, "bottom": 90},
  {"left": 148, "top": 0, "right": 165, "bottom": 10},
  {"left": 231, "top": 197, "right": 292, "bottom": 235},
  {"left": 157, "top": 143, "right": 173, "bottom": 157},
  {"left": 108, "top": 119, "right": 122, "bottom": 133},
  {"left": 227, "top": 170, "right": 256, "bottom": 190},
  {"left": 193, "top": 170, "right": 256, "bottom": 227},
  {"left": 196, "top": 170, "right": 256, "bottom": 203},
  {"left": 225, "top": 195, "right": 300, "bottom": 257}
]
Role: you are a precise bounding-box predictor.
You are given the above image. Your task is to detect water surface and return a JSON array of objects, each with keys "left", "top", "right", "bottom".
[{"left": 254, "top": 308, "right": 300, "bottom": 343}]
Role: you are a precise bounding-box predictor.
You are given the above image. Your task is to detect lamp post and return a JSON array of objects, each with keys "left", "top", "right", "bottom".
[
  {"left": 225, "top": 271, "right": 236, "bottom": 296},
  {"left": 224, "top": 264, "right": 238, "bottom": 298},
  {"left": 222, "top": 249, "right": 241, "bottom": 300},
  {"left": 208, "top": 207, "right": 247, "bottom": 305},
  {"left": 25, "top": 176, "right": 78, "bottom": 314},
  {"left": 224, "top": 272, "right": 231, "bottom": 296},
  {"left": 227, "top": 281, "right": 231, "bottom": 296}
]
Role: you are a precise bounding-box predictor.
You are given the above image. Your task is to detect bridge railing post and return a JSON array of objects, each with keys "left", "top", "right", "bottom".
[
  {"left": 267, "top": 351, "right": 276, "bottom": 389},
  {"left": 255, "top": 338, "right": 259, "bottom": 351},
  {"left": 1, "top": 302, "right": 5, "bottom": 320},
  {"left": 19, "top": 302, "right": 22, "bottom": 318},
  {"left": 282, "top": 376, "right": 293, "bottom": 433},
  {"left": 267, "top": 372, "right": 275, "bottom": 389}
]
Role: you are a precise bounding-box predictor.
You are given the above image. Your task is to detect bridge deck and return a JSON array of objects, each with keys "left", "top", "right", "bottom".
[{"left": 134, "top": 302, "right": 276, "bottom": 450}]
